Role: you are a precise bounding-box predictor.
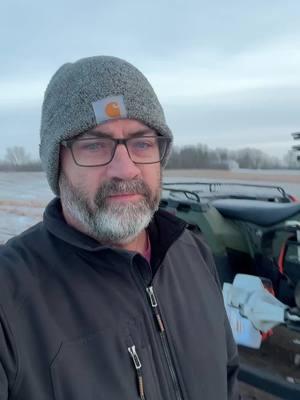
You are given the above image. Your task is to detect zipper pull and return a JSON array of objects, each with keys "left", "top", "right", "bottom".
[
  {"left": 146, "top": 287, "right": 165, "bottom": 333},
  {"left": 146, "top": 286, "right": 158, "bottom": 307},
  {"left": 128, "top": 345, "right": 142, "bottom": 370},
  {"left": 128, "top": 345, "right": 146, "bottom": 400}
]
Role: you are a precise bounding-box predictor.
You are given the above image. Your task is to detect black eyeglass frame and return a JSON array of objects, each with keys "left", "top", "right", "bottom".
[{"left": 61, "top": 135, "right": 172, "bottom": 167}]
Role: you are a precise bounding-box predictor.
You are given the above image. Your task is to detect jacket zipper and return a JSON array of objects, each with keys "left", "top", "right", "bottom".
[
  {"left": 128, "top": 345, "right": 146, "bottom": 400},
  {"left": 146, "top": 286, "right": 184, "bottom": 400}
]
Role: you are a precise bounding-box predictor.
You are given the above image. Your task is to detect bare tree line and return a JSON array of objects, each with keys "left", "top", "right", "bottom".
[
  {"left": 0, "top": 145, "right": 298, "bottom": 171},
  {"left": 0, "top": 147, "right": 42, "bottom": 171},
  {"left": 167, "top": 145, "right": 299, "bottom": 169}
]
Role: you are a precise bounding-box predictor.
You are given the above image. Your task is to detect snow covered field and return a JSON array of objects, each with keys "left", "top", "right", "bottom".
[
  {"left": 0, "top": 170, "right": 299, "bottom": 244},
  {"left": 0, "top": 172, "right": 53, "bottom": 243}
]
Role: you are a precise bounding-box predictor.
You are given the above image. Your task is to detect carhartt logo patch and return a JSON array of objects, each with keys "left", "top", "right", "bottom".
[
  {"left": 92, "top": 96, "right": 127, "bottom": 123},
  {"left": 105, "top": 102, "right": 121, "bottom": 118}
]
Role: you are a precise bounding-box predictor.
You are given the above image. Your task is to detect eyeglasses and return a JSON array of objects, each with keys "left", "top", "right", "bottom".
[{"left": 61, "top": 135, "right": 171, "bottom": 167}]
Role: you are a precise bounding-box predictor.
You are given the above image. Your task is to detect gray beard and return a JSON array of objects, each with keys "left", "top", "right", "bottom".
[{"left": 59, "top": 173, "right": 160, "bottom": 244}]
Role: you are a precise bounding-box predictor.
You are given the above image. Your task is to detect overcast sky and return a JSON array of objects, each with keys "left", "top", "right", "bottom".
[{"left": 1, "top": 0, "right": 300, "bottom": 160}]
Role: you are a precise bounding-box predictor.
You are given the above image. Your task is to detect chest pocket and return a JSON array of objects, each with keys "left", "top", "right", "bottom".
[{"left": 50, "top": 322, "right": 162, "bottom": 400}]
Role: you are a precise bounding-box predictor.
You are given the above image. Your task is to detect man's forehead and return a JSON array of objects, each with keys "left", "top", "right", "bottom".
[{"left": 82, "top": 119, "right": 156, "bottom": 138}]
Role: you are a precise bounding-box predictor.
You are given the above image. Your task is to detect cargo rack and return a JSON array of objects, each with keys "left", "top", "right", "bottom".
[{"left": 162, "top": 181, "right": 290, "bottom": 203}]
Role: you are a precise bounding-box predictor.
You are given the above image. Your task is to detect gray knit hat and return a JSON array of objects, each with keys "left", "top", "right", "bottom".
[{"left": 40, "top": 55, "right": 173, "bottom": 195}]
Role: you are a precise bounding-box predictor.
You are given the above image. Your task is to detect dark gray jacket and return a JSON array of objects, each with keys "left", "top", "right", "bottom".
[{"left": 0, "top": 199, "right": 239, "bottom": 399}]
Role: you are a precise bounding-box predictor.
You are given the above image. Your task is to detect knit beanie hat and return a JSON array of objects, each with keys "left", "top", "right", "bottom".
[{"left": 39, "top": 56, "right": 173, "bottom": 195}]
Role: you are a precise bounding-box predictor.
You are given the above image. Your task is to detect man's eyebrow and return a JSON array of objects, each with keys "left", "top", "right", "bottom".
[
  {"left": 127, "top": 129, "right": 156, "bottom": 138},
  {"left": 83, "top": 128, "right": 156, "bottom": 138}
]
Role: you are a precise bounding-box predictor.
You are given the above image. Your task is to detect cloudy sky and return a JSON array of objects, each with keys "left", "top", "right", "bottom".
[{"left": 1, "top": 0, "right": 300, "bottom": 160}]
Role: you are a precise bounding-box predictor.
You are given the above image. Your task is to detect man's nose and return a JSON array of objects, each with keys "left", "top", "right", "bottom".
[{"left": 105, "top": 143, "right": 140, "bottom": 179}]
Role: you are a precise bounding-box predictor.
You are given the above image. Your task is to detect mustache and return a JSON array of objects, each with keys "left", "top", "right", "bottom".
[{"left": 94, "top": 179, "right": 151, "bottom": 204}]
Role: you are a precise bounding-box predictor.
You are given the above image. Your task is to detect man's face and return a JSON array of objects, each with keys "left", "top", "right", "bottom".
[{"left": 59, "top": 119, "right": 163, "bottom": 244}]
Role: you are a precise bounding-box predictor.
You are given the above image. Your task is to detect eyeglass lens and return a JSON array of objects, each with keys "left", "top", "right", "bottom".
[{"left": 70, "top": 136, "right": 169, "bottom": 166}]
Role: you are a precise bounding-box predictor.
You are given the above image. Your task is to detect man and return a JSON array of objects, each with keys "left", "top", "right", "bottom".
[{"left": 0, "top": 56, "right": 239, "bottom": 399}]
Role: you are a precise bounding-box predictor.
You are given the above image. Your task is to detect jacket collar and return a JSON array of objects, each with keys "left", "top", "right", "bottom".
[{"left": 43, "top": 197, "right": 186, "bottom": 268}]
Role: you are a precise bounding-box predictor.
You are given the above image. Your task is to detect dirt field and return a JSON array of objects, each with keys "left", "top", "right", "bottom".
[
  {"left": 164, "top": 168, "right": 300, "bottom": 183},
  {"left": 239, "top": 382, "right": 280, "bottom": 400}
]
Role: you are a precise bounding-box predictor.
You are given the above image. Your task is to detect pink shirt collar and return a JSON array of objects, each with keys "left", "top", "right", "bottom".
[{"left": 143, "top": 232, "right": 151, "bottom": 264}]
